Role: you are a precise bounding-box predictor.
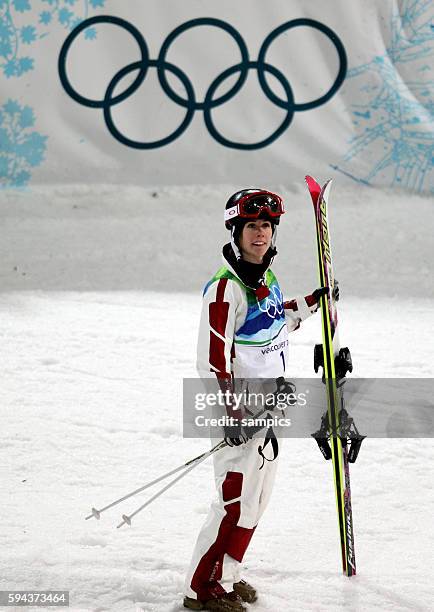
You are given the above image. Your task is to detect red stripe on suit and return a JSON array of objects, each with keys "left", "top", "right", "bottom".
[
  {"left": 209, "top": 278, "right": 229, "bottom": 374},
  {"left": 190, "top": 472, "right": 256, "bottom": 601}
]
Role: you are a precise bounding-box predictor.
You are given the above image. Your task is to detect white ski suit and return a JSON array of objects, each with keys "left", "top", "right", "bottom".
[{"left": 185, "top": 255, "right": 318, "bottom": 601}]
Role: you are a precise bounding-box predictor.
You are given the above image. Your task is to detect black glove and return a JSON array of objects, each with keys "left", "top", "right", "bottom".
[
  {"left": 312, "top": 286, "right": 329, "bottom": 303},
  {"left": 273, "top": 377, "right": 297, "bottom": 409},
  {"left": 224, "top": 422, "right": 250, "bottom": 447}
]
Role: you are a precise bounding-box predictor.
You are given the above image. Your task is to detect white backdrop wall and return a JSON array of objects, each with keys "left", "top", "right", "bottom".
[{"left": 1, "top": 0, "right": 433, "bottom": 192}]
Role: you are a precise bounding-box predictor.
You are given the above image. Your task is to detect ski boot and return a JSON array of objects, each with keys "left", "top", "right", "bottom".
[
  {"left": 233, "top": 580, "right": 257, "bottom": 603},
  {"left": 183, "top": 591, "right": 246, "bottom": 611}
]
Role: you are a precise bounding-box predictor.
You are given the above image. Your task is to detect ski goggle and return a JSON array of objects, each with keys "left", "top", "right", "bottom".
[{"left": 224, "top": 192, "right": 285, "bottom": 224}]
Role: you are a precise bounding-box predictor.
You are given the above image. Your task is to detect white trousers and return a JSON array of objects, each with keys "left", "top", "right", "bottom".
[{"left": 184, "top": 436, "right": 279, "bottom": 601}]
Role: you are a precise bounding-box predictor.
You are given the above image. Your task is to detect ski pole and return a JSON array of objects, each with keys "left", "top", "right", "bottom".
[
  {"left": 116, "top": 407, "right": 281, "bottom": 527},
  {"left": 116, "top": 447, "right": 216, "bottom": 528},
  {"left": 85, "top": 439, "right": 227, "bottom": 521}
]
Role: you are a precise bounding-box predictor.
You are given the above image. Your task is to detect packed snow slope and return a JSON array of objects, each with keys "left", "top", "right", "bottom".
[
  {"left": 1, "top": 293, "right": 433, "bottom": 612},
  {"left": 0, "top": 182, "right": 432, "bottom": 297},
  {"left": 0, "top": 183, "right": 433, "bottom": 611}
]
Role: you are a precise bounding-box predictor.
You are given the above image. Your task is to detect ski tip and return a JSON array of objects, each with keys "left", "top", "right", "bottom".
[
  {"left": 323, "top": 178, "right": 334, "bottom": 194},
  {"left": 305, "top": 175, "right": 321, "bottom": 206}
]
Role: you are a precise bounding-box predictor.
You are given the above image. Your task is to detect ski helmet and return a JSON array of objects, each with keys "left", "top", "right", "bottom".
[
  {"left": 224, "top": 188, "right": 284, "bottom": 258},
  {"left": 224, "top": 189, "right": 285, "bottom": 230}
]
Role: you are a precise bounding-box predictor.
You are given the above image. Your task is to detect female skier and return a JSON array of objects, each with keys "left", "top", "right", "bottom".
[{"left": 183, "top": 188, "right": 327, "bottom": 611}]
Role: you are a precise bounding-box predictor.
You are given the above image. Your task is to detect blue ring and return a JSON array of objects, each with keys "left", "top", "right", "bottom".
[
  {"left": 204, "top": 61, "right": 295, "bottom": 150},
  {"left": 58, "top": 15, "right": 149, "bottom": 109},
  {"left": 103, "top": 59, "right": 195, "bottom": 149},
  {"left": 257, "top": 18, "right": 347, "bottom": 111},
  {"left": 157, "top": 18, "right": 249, "bottom": 111}
]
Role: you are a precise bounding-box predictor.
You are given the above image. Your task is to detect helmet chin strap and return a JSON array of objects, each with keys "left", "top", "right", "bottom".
[
  {"left": 231, "top": 226, "right": 242, "bottom": 260},
  {"left": 271, "top": 225, "right": 278, "bottom": 248}
]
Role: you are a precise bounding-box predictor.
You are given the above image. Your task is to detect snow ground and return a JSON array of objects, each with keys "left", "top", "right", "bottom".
[
  {"left": 1, "top": 292, "right": 433, "bottom": 612},
  {"left": 1, "top": 183, "right": 433, "bottom": 298}
]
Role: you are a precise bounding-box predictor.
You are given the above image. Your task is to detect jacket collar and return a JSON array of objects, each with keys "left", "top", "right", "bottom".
[{"left": 222, "top": 243, "right": 276, "bottom": 290}]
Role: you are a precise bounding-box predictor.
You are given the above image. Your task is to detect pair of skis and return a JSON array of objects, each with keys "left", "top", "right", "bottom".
[{"left": 306, "top": 176, "right": 360, "bottom": 577}]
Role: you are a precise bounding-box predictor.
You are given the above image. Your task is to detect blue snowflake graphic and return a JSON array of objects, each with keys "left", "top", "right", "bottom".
[
  {"left": 0, "top": 0, "right": 106, "bottom": 78},
  {"left": 20, "top": 23, "right": 36, "bottom": 42},
  {"left": 0, "top": 0, "right": 106, "bottom": 187},
  {"left": 39, "top": 10, "right": 51, "bottom": 24},
  {"left": 0, "top": 99, "right": 47, "bottom": 188},
  {"left": 13, "top": 0, "right": 31, "bottom": 13},
  {"left": 333, "top": 0, "right": 434, "bottom": 192}
]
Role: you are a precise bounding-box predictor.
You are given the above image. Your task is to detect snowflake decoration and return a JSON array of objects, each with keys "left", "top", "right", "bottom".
[
  {"left": 334, "top": 0, "right": 434, "bottom": 192},
  {"left": 0, "top": 0, "right": 106, "bottom": 78},
  {"left": 0, "top": 98, "right": 47, "bottom": 187}
]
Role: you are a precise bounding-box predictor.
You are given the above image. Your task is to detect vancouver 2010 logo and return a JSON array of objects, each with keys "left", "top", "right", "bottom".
[{"left": 58, "top": 16, "right": 347, "bottom": 150}]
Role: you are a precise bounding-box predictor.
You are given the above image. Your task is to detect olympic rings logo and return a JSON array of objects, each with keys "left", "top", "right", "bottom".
[
  {"left": 58, "top": 16, "right": 347, "bottom": 150},
  {"left": 258, "top": 285, "right": 285, "bottom": 319}
]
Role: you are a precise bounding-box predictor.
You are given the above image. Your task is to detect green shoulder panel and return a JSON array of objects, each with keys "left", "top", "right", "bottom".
[
  {"left": 266, "top": 269, "right": 277, "bottom": 286},
  {"left": 203, "top": 266, "right": 243, "bottom": 297},
  {"left": 203, "top": 266, "right": 278, "bottom": 304}
]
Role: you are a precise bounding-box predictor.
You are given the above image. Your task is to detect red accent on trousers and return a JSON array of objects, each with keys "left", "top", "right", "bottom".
[{"left": 190, "top": 472, "right": 256, "bottom": 601}]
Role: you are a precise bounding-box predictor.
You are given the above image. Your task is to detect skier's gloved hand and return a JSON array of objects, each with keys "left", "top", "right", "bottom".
[
  {"left": 311, "top": 286, "right": 329, "bottom": 303},
  {"left": 272, "top": 377, "right": 297, "bottom": 410},
  {"left": 224, "top": 421, "right": 251, "bottom": 447},
  {"left": 309, "top": 282, "right": 339, "bottom": 304},
  {"left": 304, "top": 286, "right": 329, "bottom": 310}
]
